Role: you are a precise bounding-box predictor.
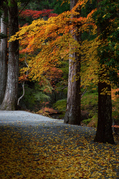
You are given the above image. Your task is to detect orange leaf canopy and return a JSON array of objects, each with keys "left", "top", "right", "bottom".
[{"left": 10, "top": 0, "right": 96, "bottom": 81}]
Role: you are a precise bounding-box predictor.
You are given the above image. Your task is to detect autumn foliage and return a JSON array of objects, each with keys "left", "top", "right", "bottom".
[
  {"left": 20, "top": 9, "right": 58, "bottom": 19},
  {"left": 10, "top": 0, "right": 96, "bottom": 83},
  {"left": 10, "top": 0, "right": 119, "bottom": 98}
]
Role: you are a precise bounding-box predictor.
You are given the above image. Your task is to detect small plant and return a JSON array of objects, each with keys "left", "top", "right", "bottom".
[
  {"left": 82, "top": 118, "right": 92, "bottom": 125},
  {"left": 36, "top": 107, "right": 57, "bottom": 117},
  {"left": 53, "top": 99, "right": 67, "bottom": 112}
]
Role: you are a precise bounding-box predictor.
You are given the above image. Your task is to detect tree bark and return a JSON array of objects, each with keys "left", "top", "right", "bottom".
[
  {"left": 64, "top": 0, "right": 81, "bottom": 125},
  {"left": 0, "top": 0, "right": 19, "bottom": 110},
  {"left": 94, "top": 0, "right": 115, "bottom": 144},
  {"left": 94, "top": 81, "right": 115, "bottom": 144},
  {"left": 0, "top": 10, "right": 7, "bottom": 105}
]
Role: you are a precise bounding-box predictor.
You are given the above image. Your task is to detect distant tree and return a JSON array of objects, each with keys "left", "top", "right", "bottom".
[
  {"left": 0, "top": 7, "right": 7, "bottom": 105},
  {"left": 0, "top": 0, "right": 19, "bottom": 110},
  {"left": 25, "top": 0, "right": 70, "bottom": 14}
]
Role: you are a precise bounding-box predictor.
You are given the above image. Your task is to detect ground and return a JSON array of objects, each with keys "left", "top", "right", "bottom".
[{"left": 0, "top": 110, "right": 119, "bottom": 179}]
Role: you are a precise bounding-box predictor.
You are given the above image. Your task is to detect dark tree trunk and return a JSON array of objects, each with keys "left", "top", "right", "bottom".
[
  {"left": 0, "top": 10, "right": 7, "bottom": 105},
  {"left": 64, "top": 0, "right": 81, "bottom": 125},
  {"left": 0, "top": 0, "right": 19, "bottom": 110},
  {"left": 94, "top": 0, "right": 115, "bottom": 144},
  {"left": 94, "top": 81, "right": 115, "bottom": 144}
]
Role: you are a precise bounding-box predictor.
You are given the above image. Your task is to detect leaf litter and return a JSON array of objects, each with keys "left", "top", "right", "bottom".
[{"left": 0, "top": 123, "right": 119, "bottom": 179}]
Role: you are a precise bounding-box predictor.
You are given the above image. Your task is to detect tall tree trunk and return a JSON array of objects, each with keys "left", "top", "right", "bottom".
[
  {"left": 0, "top": 10, "right": 7, "bottom": 105},
  {"left": 94, "top": 0, "right": 115, "bottom": 144},
  {"left": 94, "top": 80, "right": 115, "bottom": 144},
  {"left": 0, "top": 0, "right": 19, "bottom": 110},
  {"left": 64, "top": 0, "right": 81, "bottom": 125}
]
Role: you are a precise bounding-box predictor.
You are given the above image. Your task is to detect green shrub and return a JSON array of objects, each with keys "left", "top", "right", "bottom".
[
  {"left": 82, "top": 118, "right": 92, "bottom": 125},
  {"left": 53, "top": 99, "right": 67, "bottom": 113},
  {"left": 81, "top": 91, "right": 98, "bottom": 119}
]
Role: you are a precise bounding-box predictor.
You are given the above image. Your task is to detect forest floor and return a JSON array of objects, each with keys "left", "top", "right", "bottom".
[{"left": 0, "top": 110, "right": 119, "bottom": 179}]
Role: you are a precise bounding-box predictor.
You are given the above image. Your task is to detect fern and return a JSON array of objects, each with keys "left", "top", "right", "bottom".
[{"left": 34, "top": 92, "right": 50, "bottom": 102}]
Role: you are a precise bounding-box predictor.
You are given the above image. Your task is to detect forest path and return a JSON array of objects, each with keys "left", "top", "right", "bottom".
[
  {"left": 0, "top": 110, "right": 64, "bottom": 126},
  {"left": 0, "top": 110, "right": 119, "bottom": 179}
]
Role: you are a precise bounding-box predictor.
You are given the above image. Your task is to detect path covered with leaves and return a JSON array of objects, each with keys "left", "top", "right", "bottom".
[{"left": 0, "top": 112, "right": 119, "bottom": 179}]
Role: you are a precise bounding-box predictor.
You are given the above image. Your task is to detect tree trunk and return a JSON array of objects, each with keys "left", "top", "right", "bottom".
[
  {"left": 94, "top": 81, "right": 115, "bottom": 144},
  {"left": 64, "top": 0, "right": 81, "bottom": 125},
  {"left": 0, "top": 0, "right": 19, "bottom": 110},
  {"left": 94, "top": 0, "right": 115, "bottom": 144},
  {"left": 0, "top": 10, "right": 7, "bottom": 105}
]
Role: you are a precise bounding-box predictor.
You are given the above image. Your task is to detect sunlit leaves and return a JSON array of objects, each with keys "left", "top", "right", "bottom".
[{"left": 9, "top": 1, "right": 96, "bottom": 82}]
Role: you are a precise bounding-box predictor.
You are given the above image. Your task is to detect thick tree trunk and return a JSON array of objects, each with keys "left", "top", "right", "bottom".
[
  {"left": 94, "top": 81, "right": 115, "bottom": 144},
  {"left": 64, "top": 53, "right": 81, "bottom": 125},
  {"left": 64, "top": 0, "right": 81, "bottom": 125},
  {"left": 94, "top": 0, "right": 115, "bottom": 144},
  {"left": 0, "top": 0, "right": 19, "bottom": 110},
  {"left": 0, "top": 11, "right": 7, "bottom": 105}
]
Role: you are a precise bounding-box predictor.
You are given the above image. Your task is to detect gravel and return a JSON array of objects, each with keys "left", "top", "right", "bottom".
[
  {"left": 0, "top": 110, "right": 96, "bottom": 136},
  {"left": 0, "top": 110, "right": 64, "bottom": 126}
]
